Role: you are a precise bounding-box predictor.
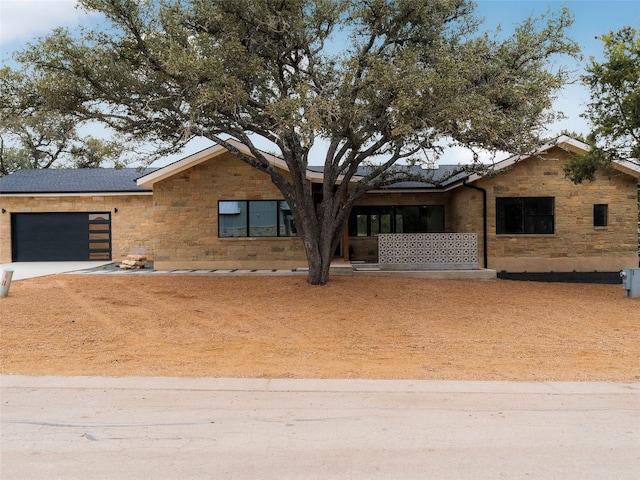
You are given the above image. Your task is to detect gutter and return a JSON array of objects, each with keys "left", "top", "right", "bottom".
[{"left": 463, "top": 179, "right": 488, "bottom": 269}]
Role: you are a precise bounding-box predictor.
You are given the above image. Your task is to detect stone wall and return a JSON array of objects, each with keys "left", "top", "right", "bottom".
[
  {"left": 0, "top": 193, "right": 154, "bottom": 263},
  {"left": 152, "top": 152, "right": 307, "bottom": 270},
  {"left": 476, "top": 147, "right": 639, "bottom": 272},
  {"left": 449, "top": 186, "right": 485, "bottom": 267},
  {"left": 3, "top": 147, "right": 635, "bottom": 273},
  {"left": 344, "top": 148, "right": 638, "bottom": 272}
]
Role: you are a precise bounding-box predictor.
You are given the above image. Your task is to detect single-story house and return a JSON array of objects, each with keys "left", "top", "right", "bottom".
[{"left": 1, "top": 135, "right": 639, "bottom": 274}]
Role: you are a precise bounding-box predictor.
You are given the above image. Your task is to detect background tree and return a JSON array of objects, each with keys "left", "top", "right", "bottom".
[
  {"left": 0, "top": 67, "right": 127, "bottom": 176},
  {"left": 12, "top": 0, "right": 579, "bottom": 284},
  {"left": 565, "top": 26, "right": 639, "bottom": 183}
]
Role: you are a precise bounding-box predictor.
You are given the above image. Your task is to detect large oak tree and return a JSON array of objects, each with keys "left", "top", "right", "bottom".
[
  {"left": 10, "top": 0, "right": 579, "bottom": 284},
  {"left": 564, "top": 26, "right": 639, "bottom": 183},
  {"left": 0, "top": 67, "right": 127, "bottom": 176}
]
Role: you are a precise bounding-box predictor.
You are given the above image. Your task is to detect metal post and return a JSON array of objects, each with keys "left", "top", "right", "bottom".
[{"left": 0, "top": 269, "right": 14, "bottom": 297}]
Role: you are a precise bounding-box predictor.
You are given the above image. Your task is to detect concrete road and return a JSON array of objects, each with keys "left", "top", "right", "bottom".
[{"left": 1, "top": 376, "right": 638, "bottom": 479}]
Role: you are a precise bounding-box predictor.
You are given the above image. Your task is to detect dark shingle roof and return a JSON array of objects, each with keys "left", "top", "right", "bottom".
[
  {"left": 0, "top": 168, "right": 156, "bottom": 194},
  {"left": 307, "top": 164, "right": 469, "bottom": 188},
  {"left": 0, "top": 162, "right": 470, "bottom": 195}
]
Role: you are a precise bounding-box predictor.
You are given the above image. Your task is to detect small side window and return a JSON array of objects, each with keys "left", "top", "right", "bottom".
[{"left": 594, "top": 204, "right": 608, "bottom": 227}]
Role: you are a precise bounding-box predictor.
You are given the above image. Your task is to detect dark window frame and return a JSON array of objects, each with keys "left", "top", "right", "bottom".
[
  {"left": 218, "top": 200, "right": 297, "bottom": 238},
  {"left": 348, "top": 205, "right": 445, "bottom": 236},
  {"left": 496, "top": 197, "right": 555, "bottom": 235},
  {"left": 593, "top": 204, "right": 608, "bottom": 227}
]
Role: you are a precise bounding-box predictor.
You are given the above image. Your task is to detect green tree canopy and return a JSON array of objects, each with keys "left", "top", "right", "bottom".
[
  {"left": 565, "top": 26, "right": 640, "bottom": 183},
  {"left": 10, "top": 0, "right": 579, "bottom": 284},
  {"left": 0, "top": 67, "right": 127, "bottom": 176}
]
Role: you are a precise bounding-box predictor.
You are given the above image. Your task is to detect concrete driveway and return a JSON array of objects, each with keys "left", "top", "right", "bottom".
[
  {"left": 1, "top": 376, "right": 638, "bottom": 479},
  {"left": 0, "top": 261, "right": 112, "bottom": 281}
]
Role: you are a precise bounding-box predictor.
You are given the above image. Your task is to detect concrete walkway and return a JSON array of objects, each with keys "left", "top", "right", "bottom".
[
  {"left": 2, "top": 260, "right": 497, "bottom": 281},
  {"left": 1, "top": 376, "right": 638, "bottom": 479},
  {"left": 0, "top": 261, "right": 112, "bottom": 281}
]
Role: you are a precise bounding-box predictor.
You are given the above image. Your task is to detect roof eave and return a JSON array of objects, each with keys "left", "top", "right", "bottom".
[
  {"left": 0, "top": 190, "right": 152, "bottom": 197},
  {"left": 463, "top": 135, "right": 592, "bottom": 185},
  {"left": 367, "top": 181, "right": 466, "bottom": 193},
  {"left": 137, "top": 139, "right": 304, "bottom": 188},
  {"left": 611, "top": 160, "right": 640, "bottom": 179},
  {"left": 136, "top": 143, "right": 229, "bottom": 188}
]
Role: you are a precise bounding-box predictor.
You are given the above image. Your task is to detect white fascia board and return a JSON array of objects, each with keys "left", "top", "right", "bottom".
[
  {"left": 136, "top": 143, "right": 228, "bottom": 188},
  {"left": 135, "top": 138, "right": 363, "bottom": 188},
  {"left": 555, "top": 135, "right": 590, "bottom": 153},
  {"left": 136, "top": 138, "right": 324, "bottom": 188},
  {"left": 612, "top": 159, "right": 640, "bottom": 178},
  {"left": 463, "top": 136, "right": 591, "bottom": 185}
]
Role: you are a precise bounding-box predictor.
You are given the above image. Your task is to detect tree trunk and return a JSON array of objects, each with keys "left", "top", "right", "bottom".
[
  {"left": 300, "top": 225, "right": 335, "bottom": 286},
  {"left": 290, "top": 197, "right": 338, "bottom": 285}
]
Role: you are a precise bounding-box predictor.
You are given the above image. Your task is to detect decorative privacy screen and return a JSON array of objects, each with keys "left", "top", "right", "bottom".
[{"left": 378, "top": 233, "right": 478, "bottom": 270}]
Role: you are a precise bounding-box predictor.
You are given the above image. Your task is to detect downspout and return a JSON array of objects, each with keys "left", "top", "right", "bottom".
[{"left": 463, "top": 179, "right": 488, "bottom": 269}]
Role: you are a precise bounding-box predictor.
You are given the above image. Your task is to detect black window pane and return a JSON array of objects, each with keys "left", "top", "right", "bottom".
[
  {"left": 399, "top": 206, "right": 420, "bottom": 233},
  {"left": 497, "top": 198, "right": 524, "bottom": 234},
  {"left": 423, "top": 205, "right": 444, "bottom": 232},
  {"left": 349, "top": 205, "right": 445, "bottom": 236},
  {"left": 594, "top": 204, "right": 608, "bottom": 227},
  {"left": 395, "top": 213, "right": 404, "bottom": 233},
  {"left": 524, "top": 197, "right": 553, "bottom": 215},
  {"left": 497, "top": 197, "right": 554, "bottom": 235},
  {"left": 538, "top": 215, "right": 554, "bottom": 234},
  {"left": 380, "top": 213, "right": 392, "bottom": 234},
  {"left": 356, "top": 214, "right": 368, "bottom": 236},
  {"left": 525, "top": 215, "right": 554, "bottom": 234},
  {"left": 370, "top": 214, "right": 379, "bottom": 235}
]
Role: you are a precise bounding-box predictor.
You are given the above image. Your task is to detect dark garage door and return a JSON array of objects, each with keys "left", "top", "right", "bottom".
[{"left": 12, "top": 212, "right": 111, "bottom": 262}]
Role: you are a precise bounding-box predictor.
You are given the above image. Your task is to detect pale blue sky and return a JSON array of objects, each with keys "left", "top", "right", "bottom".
[{"left": 1, "top": 0, "right": 638, "bottom": 165}]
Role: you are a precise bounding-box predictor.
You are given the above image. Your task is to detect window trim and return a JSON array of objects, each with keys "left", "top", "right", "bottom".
[
  {"left": 496, "top": 197, "right": 555, "bottom": 235},
  {"left": 593, "top": 204, "right": 608, "bottom": 227},
  {"left": 218, "top": 200, "right": 297, "bottom": 238},
  {"left": 348, "top": 204, "right": 445, "bottom": 237}
]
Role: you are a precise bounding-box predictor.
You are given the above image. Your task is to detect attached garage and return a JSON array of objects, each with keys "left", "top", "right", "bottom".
[
  {"left": 11, "top": 212, "right": 112, "bottom": 262},
  {"left": 0, "top": 168, "right": 156, "bottom": 264}
]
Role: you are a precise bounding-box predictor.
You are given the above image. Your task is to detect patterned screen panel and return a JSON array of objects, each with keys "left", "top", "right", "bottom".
[{"left": 378, "top": 233, "right": 478, "bottom": 270}]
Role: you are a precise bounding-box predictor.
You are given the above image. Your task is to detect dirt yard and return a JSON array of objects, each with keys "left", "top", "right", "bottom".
[{"left": 1, "top": 274, "right": 638, "bottom": 381}]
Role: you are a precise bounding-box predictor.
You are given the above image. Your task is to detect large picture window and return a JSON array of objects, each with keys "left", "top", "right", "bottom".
[
  {"left": 496, "top": 197, "right": 554, "bottom": 234},
  {"left": 348, "top": 205, "right": 445, "bottom": 236},
  {"left": 219, "top": 200, "right": 297, "bottom": 238}
]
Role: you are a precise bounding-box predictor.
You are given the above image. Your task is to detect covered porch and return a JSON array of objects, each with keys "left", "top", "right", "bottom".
[{"left": 325, "top": 232, "right": 496, "bottom": 280}]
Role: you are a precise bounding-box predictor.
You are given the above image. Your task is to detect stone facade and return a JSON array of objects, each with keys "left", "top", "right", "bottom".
[
  {"left": 3, "top": 143, "right": 637, "bottom": 273},
  {"left": 477, "top": 146, "right": 639, "bottom": 272},
  {"left": 344, "top": 147, "right": 638, "bottom": 272},
  {"left": 151, "top": 152, "right": 307, "bottom": 270},
  {"left": 0, "top": 194, "right": 153, "bottom": 263}
]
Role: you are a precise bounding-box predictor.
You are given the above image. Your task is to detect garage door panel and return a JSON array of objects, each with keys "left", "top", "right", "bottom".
[{"left": 12, "top": 213, "right": 111, "bottom": 262}]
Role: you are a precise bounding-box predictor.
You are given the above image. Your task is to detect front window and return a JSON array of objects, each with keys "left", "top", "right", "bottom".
[
  {"left": 496, "top": 197, "right": 554, "bottom": 234},
  {"left": 594, "top": 204, "right": 608, "bottom": 227},
  {"left": 349, "top": 205, "right": 445, "bottom": 236},
  {"left": 219, "top": 200, "right": 297, "bottom": 238}
]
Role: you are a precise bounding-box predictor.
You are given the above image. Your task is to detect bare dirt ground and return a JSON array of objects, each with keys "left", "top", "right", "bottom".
[{"left": 1, "top": 274, "right": 638, "bottom": 381}]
